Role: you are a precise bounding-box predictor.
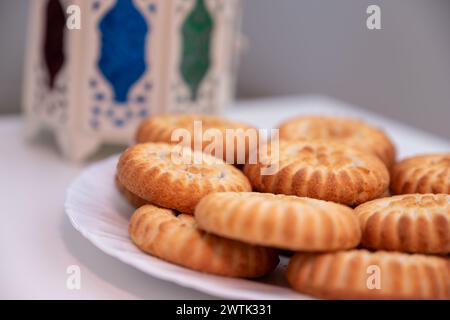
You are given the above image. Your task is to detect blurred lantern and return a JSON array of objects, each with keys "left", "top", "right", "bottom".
[{"left": 22, "top": 0, "right": 243, "bottom": 160}]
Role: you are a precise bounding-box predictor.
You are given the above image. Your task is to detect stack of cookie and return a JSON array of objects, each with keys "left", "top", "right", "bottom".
[
  {"left": 117, "top": 115, "right": 280, "bottom": 278},
  {"left": 115, "top": 113, "right": 450, "bottom": 299}
]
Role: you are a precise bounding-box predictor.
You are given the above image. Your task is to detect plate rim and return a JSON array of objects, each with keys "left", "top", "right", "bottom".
[{"left": 64, "top": 155, "right": 307, "bottom": 300}]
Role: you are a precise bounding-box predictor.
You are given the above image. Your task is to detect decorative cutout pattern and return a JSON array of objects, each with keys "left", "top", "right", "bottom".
[{"left": 89, "top": 0, "right": 155, "bottom": 130}]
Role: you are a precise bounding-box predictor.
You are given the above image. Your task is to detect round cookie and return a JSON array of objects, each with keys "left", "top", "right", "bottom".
[
  {"left": 355, "top": 194, "right": 450, "bottom": 254},
  {"left": 287, "top": 249, "right": 450, "bottom": 300},
  {"left": 115, "top": 175, "right": 149, "bottom": 208},
  {"left": 129, "top": 204, "right": 279, "bottom": 277},
  {"left": 278, "top": 115, "right": 396, "bottom": 168},
  {"left": 135, "top": 113, "right": 259, "bottom": 163},
  {"left": 391, "top": 153, "right": 450, "bottom": 195},
  {"left": 195, "top": 192, "right": 361, "bottom": 251},
  {"left": 243, "top": 140, "right": 389, "bottom": 206},
  {"left": 117, "top": 143, "right": 251, "bottom": 214}
]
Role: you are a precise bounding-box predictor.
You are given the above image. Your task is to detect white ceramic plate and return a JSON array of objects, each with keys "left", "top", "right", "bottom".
[{"left": 65, "top": 155, "right": 309, "bottom": 300}]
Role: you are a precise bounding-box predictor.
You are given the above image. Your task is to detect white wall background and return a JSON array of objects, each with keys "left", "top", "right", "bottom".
[
  {"left": 0, "top": 0, "right": 28, "bottom": 115},
  {"left": 1, "top": 0, "right": 450, "bottom": 138},
  {"left": 238, "top": 0, "right": 450, "bottom": 138}
]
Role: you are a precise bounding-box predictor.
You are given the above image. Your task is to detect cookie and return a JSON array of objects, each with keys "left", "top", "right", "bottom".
[
  {"left": 117, "top": 143, "right": 252, "bottom": 214},
  {"left": 115, "top": 176, "right": 149, "bottom": 208},
  {"left": 355, "top": 194, "right": 450, "bottom": 254},
  {"left": 135, "top": 113, "right": 259, "bottom": 163},
  {"left": 278, "top": 115, "right": 396, "bottom": 168},
  {"left": 129, "top": 204, "right": 279, "bottom": 277},
  {"left": 287, "top": 249, "right": 450, "bottom": 299},
  {"left": 243, "top": 140, "right": 389, "bottom": 206},
  {"left": 391, "top": 154, "right": 450, "bottom": 195},
  {"left": 195, "top": 192, "right": 361, "bottom": 251}
]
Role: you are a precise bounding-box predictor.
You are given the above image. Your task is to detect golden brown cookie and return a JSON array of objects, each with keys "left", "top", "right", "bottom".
[
  {"left": 355, "top": 194, "right": 450, "bottom": 254},
  {"left": 115, "top": 176, "right": 149, "bottom": 208},
  {"left": 287, "top": 249, "right": 450, "bottom": 300},
  {"left": 129, "top": 204, "right": 279, "bottom": 277},
  {"left": 135, "top": 113, "right": 258, "bottom": 163},
  {"left": 195, "top": 192, "right": 361, "bottom": 251},
  {"left": 278, "top": 115, "right": 396, "bottom": 168},
  {"left": 391, "top": 154, "right": 450, "bottom": 195},
  {"left": 243, "top": 140, "right": 389, "bottom": 206},
  {"left": 117, "top": 143, "right": 252, "bottom": 214}
]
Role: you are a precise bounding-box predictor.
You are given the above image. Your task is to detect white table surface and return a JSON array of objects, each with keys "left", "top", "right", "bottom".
[{"left": 1, "top": 96, "right": 449, "bottom": 299}]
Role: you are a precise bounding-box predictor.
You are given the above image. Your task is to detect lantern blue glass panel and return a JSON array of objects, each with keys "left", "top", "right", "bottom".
[{"left": 98, "top": 0, "right": 148, "bottom": 103}]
